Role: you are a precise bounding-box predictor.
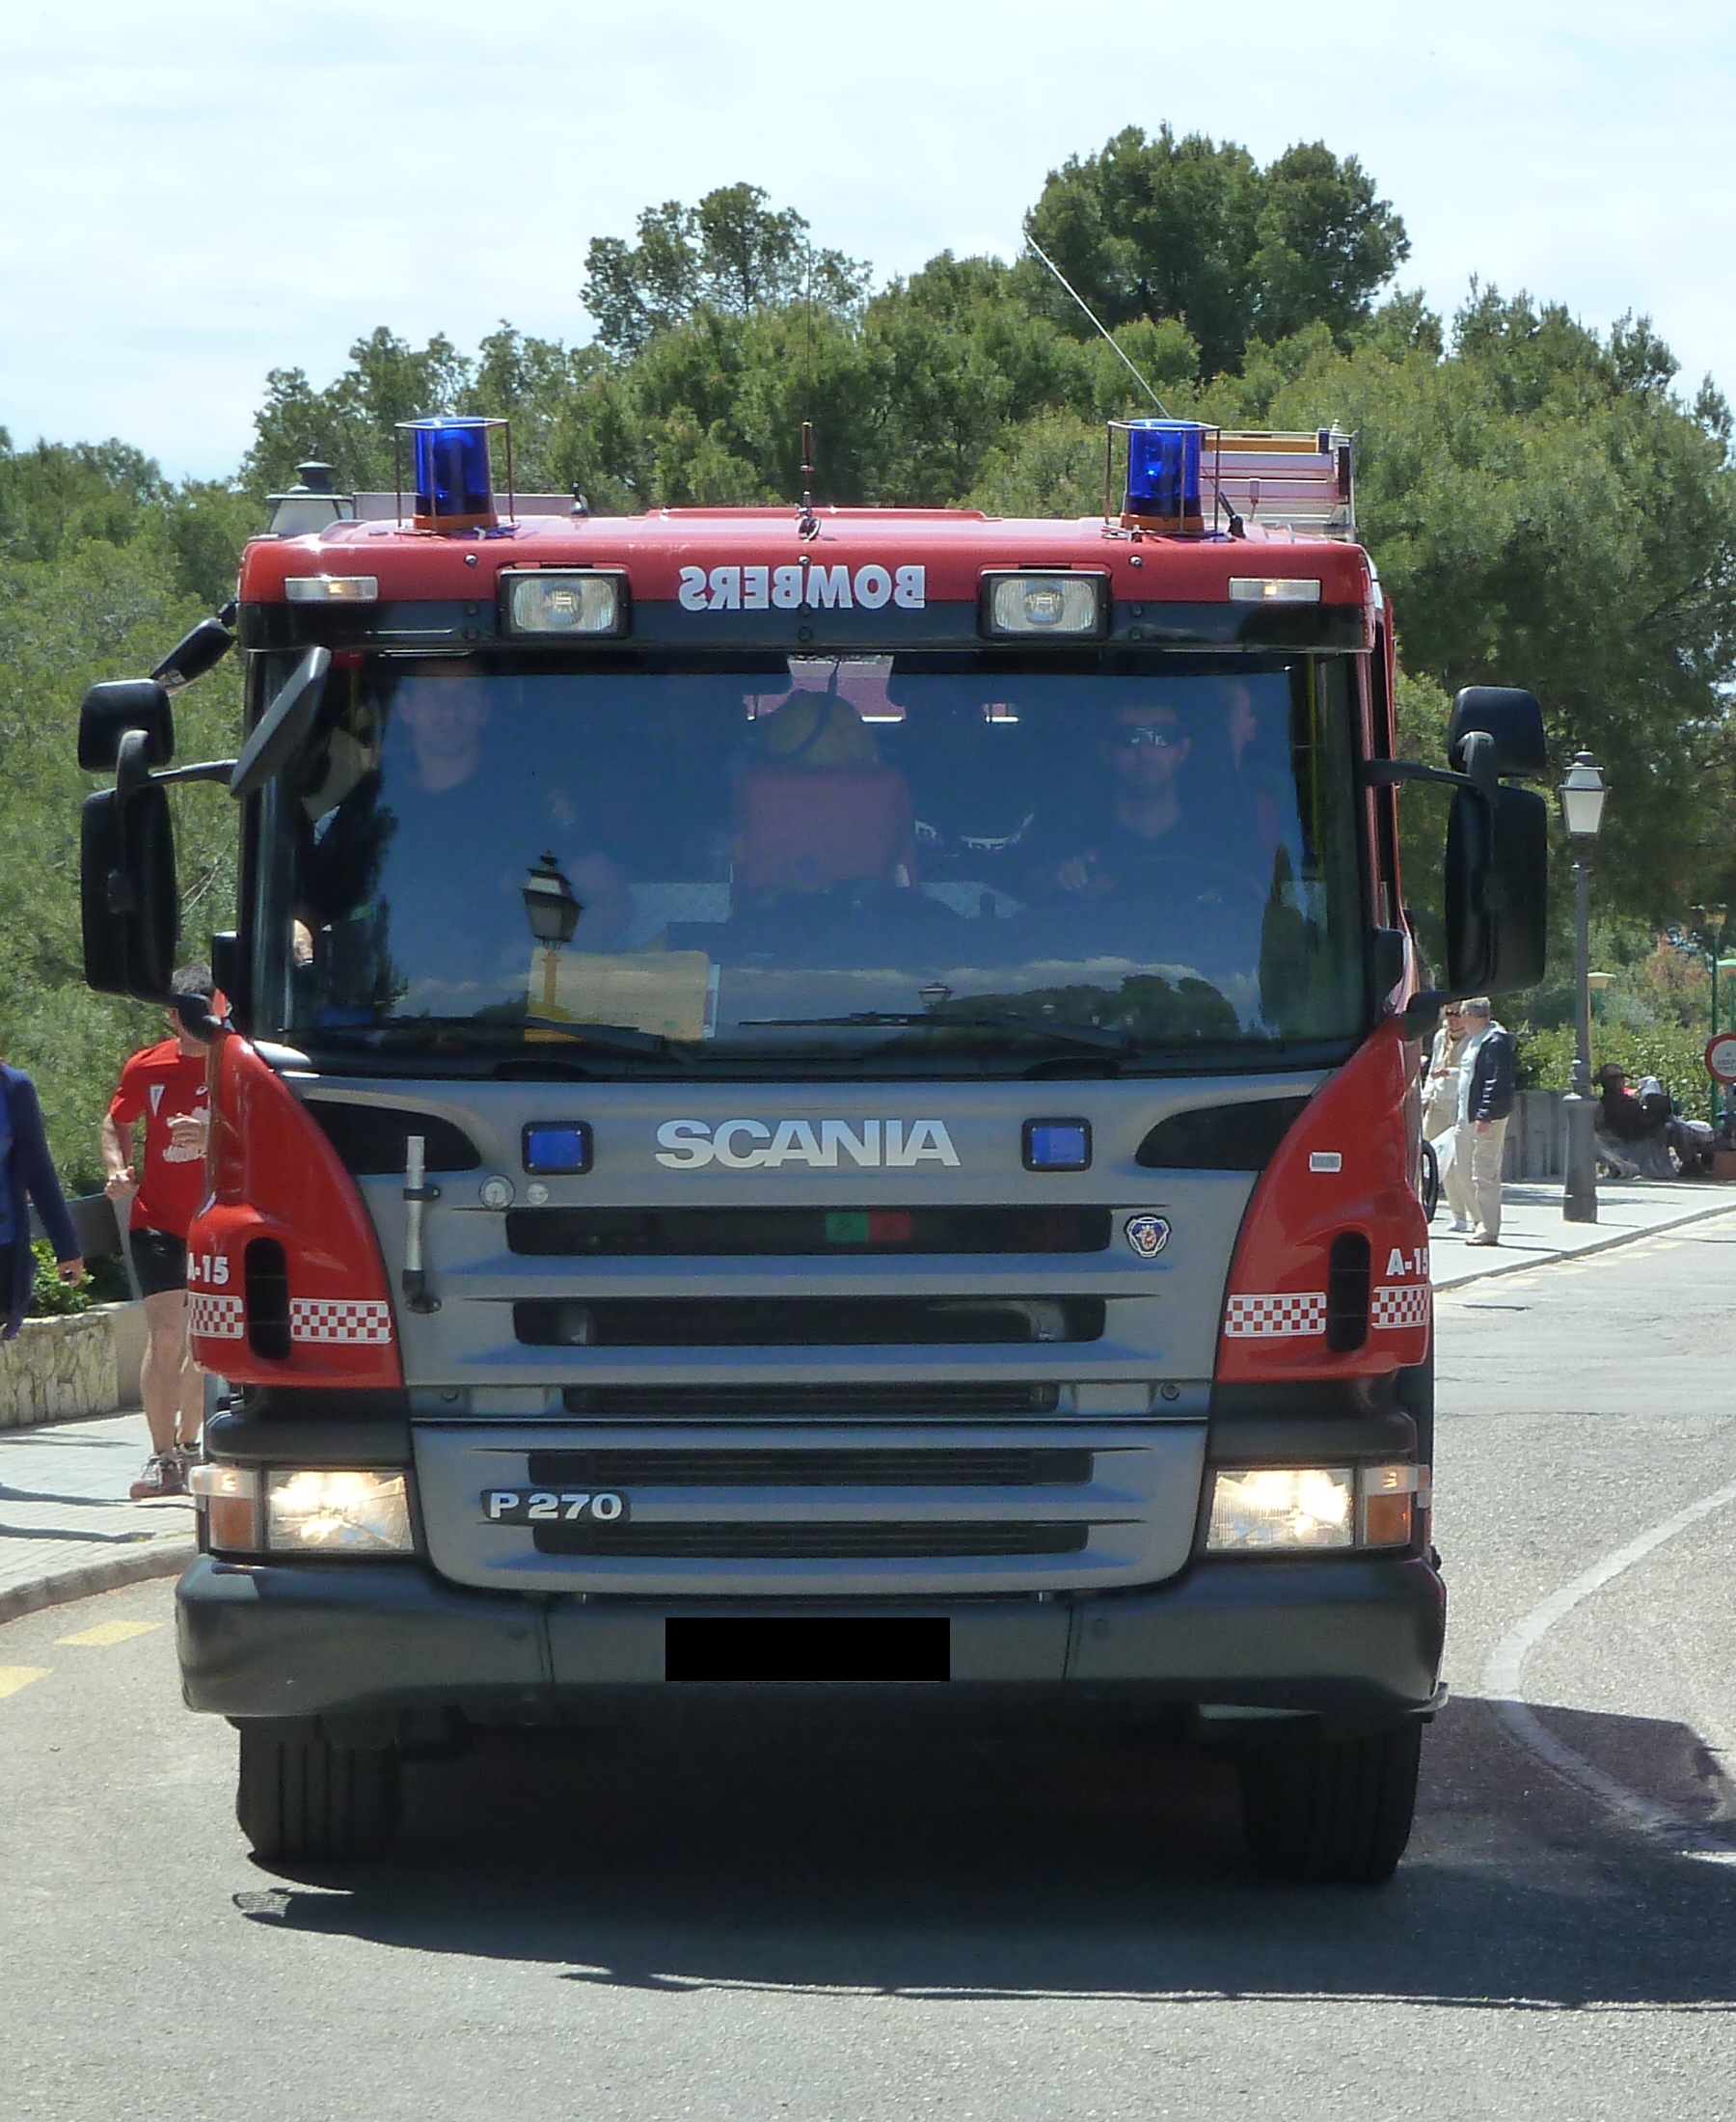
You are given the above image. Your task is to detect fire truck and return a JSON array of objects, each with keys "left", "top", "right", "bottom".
[{"left": 78, "top": 416, "right": 1548, "bottom": 1882}]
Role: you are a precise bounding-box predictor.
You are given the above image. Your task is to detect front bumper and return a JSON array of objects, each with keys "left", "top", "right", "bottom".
[{"left": 176, "top": 1551, "right": 1445, "bottom": 1723}]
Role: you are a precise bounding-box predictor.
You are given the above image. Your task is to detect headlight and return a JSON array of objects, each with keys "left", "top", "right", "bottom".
[
  {"left": 503, "top": 570, "right": 627, "bottom": 637},
  {"left": 1206, "top": 1462, "right": 1422, "bottom": 1554},
  {"left": 980, "top": 572, "right": 1106, "bottom": 638},
  {"left": 266, "top": 1469, "right": 413, "bottom": 1553}
]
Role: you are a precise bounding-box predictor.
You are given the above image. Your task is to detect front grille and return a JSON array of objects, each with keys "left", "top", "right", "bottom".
[
  {"left": 525, "top": 1448, "right": 1094, "bottom": 1487},
  {"left": 507, "top": 1205, "right": 1110, "bottom": 1257},
  {"left": 560, "top": 1382, "right": 1063, "bottom": 1418},
  {"left": 515, "top": 1297, "right": 1105, "bottom": 1348},
  {"left": 531, "top": 1520, "right": 1091, "bottom": 1560}
]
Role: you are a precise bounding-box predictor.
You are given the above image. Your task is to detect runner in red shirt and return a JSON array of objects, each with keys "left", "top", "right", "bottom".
[{"left": 101, "top": 966, "right": 217, "bottom": 1499}]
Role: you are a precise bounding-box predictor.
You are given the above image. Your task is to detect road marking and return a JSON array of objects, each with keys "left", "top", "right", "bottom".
[
  {"left": 56, "top": 1619, "right": 160, "bottom": 1648},
  {"left": 0, "top": 1666, "right": 51, "bottom": 1699},
  {"left": 1482, "top": 1475, "right": 1736, "bottom": 1860}
]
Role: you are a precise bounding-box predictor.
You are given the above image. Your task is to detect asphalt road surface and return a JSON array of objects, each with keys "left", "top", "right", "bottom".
[{"left": 6, "top": 1215, "right": 1736, "bottom": 2121}]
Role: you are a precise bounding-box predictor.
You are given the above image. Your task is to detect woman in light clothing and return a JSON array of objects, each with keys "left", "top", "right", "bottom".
[{"left": 1422, "top": 1003, "right": 1471, "bottom": 1230}]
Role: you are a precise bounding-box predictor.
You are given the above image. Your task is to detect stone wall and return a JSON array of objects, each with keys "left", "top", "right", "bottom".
[{"left": 0, "top": 1303, "right": 145, "bottom": 1428}]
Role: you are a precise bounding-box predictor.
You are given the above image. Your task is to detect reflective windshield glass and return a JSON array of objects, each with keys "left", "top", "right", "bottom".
[{"left": 257, "top": 652, "right": 1366, "bottom": 1066}]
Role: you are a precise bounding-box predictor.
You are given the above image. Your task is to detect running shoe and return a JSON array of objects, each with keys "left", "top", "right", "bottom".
[{"left": 130, "top": 1453, "right": 185, "bottom": 1500}]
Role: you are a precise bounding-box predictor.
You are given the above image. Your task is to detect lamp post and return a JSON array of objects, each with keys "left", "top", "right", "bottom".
[
  {"left": 523, "top": 851, "right": 580, "bottom": 1016},
  {"left": 1560, "top": 752, "right": 1609, "bottom": 1223}
]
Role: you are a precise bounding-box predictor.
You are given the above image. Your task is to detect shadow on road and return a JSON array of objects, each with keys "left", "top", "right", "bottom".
[{"left": 232, "top": 1691, "right": 1736, "bottom": 2013}]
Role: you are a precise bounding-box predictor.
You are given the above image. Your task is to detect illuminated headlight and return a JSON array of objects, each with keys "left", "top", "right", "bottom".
[
  {"left": 1228, "top": 577, "right": 1321, "bottom": 604},
  {"left": 981, "top": 573, "right": 1106, "bottom": 639},
  {"left": 1206, "top": 1462, "right": 1423, "bottom": 1553},
  {"left": 504, "top": 571, "right": 627, "bottom": 637},
  {"left": 284, "top": 574, "right": 379, "bottom": 603},
  {"left": 266, "top": 1469, "right": 413, "bottom": 1553}
]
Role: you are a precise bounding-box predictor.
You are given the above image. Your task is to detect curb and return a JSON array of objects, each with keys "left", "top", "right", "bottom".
[
  {"left": 1434, "top": 1192, "right": 1736, "bottom": 1293},
  {"left": 0, "top": 1535, "right": 195, "bottom": 1628}
]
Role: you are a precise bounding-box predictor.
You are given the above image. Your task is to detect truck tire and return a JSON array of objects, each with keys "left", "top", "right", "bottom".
[
  {"left": 236, "top": 1723, "right": 401, "bottom": 1863},
  {"left": 1239, "top": 1720, "right": 1422, "bottom": 1885}
]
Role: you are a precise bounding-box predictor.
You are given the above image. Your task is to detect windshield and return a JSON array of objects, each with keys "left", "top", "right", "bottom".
[{"left": 254, "top": 651, "right": 1366, "bottom": 1071}]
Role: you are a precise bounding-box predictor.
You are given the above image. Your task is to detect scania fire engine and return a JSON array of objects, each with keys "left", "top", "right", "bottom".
[{"left": 77, "top": 415, "right": 1549, "bottom": 1881}]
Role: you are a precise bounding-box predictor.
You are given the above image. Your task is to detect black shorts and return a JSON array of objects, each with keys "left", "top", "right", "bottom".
[{"left": 129, "top": 1227, "right": 188, "bottom": 1299}]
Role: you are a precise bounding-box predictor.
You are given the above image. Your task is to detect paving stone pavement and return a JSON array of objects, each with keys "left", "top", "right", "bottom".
[
  {"left": 0, "top": 1407, "right": 193, "bottom": 1619},
  {"left": 0, "top": 1176, "right": 1730, "bottom": 1620}
]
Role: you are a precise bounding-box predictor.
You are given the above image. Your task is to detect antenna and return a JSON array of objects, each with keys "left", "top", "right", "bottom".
[
  {"left": 797, "top": 420, "right": 819, "bottom": 539},
  {"left": 1025, "top": 234, "right": 1171, "bottom": 418}
]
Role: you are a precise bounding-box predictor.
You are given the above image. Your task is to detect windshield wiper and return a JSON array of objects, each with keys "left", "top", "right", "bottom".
[
  {"left": 740, "top": 1012, "right": 1141, "bottom": 1056},
  {"left": 311, "top": 1019, "right": 687, "bottom": 1064}
]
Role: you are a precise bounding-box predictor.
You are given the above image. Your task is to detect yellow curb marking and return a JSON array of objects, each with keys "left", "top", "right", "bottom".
[
  {"left": 0, "top": 1667, "right": 52, "bottom": 1699},
  {"left": 56, "top": 1619, "right": 160, "bottom": 1648}
]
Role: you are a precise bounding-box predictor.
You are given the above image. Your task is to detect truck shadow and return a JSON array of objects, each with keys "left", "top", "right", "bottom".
[{"left": 235, "top": 1692, "right": 1736, "bottom": 2012}]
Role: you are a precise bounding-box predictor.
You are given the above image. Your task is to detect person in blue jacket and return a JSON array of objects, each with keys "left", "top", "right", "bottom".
[{"left": 1, "top": 1062, "right": 85, "bottom": 1340}]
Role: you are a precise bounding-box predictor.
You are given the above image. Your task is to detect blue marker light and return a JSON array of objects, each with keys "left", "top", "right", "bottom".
[
  {"left": 1125, "top": 419, "right": 1206, "bottom": 530},
  {"left": 402, "top": 417, "right": 500, "bottom": 529},
  {"left": 523, "top": 1123, "right": 592, "bottom": 1176},
  {"left": 1023, "top": 1119, "right": 1092, "bottom": 1172}
]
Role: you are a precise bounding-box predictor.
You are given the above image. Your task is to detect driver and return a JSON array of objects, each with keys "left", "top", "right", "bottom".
[{"left": 1024, "top": 695, "right": 1215, "bottom": 900}]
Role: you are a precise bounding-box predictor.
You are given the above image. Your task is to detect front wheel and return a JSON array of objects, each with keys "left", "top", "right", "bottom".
[
  {"left": 236, "top": 1722, "right": 401, "bottom": 1864},
  {"left": 1239, "top": 1721, "right": 1422, "bottom": 1885}
]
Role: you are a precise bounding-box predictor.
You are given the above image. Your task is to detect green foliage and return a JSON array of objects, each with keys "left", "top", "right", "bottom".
[
  {"left": 1516, "top": 1018, "right": 1714, "bottom": 1101},
  {"left": 26, "top": 1238, "right": 94, "bottom": 1318},
  {"left": 1019, "top": 125, "right": 1408, "bottom": 377},
  {"left": 582, "top": 185, "right": 870, "bottom": 359},
  {"left": 0, "top": 435, "right": 243, "bottom": 1190}
]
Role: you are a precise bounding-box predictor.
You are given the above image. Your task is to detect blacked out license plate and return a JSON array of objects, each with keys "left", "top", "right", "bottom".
[{"left": 665, "top": 1616, "right": 950, "bottom": 1682}]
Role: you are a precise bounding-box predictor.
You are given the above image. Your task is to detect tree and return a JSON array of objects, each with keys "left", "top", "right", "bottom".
[
  {"left": 582, "top": 184, "right": 869, "bottom": 358},
  {"left": 1021, "top": 124, "right": 1407, "bottom": 377}
]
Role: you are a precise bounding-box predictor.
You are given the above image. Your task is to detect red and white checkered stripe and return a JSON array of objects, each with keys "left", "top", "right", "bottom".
[
  {"left": 1224, "top": 1292, "right": 1327, "bottom": 1339},
  {"left": 1370, "top": 1283, "right": 1430, "bottom": 1331},
  {"left": 289, "top": 1298, "right": 394, "bottom": 1346},
  {"left": 187, "top": 1292, "right": 245, "bottom": 1341}
]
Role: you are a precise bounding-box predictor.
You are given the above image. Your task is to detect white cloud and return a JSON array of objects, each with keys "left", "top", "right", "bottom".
[{"left": 3, "top": 0, "right": 1733, "bottom": 476}]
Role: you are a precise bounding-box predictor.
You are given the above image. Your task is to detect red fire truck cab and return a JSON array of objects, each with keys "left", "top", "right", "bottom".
[{"left": 78, "top": 417, "right": 1550, "bottom": 1882}]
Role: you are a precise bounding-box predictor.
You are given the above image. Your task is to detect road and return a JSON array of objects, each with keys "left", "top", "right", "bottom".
[{"left": 5, "top": 1215, "right": 1736, "bottom": 2120}]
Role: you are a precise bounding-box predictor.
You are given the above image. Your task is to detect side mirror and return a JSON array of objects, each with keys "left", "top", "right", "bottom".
[
  {"left": 150, "top": 615, "right": 236, "bottom": 694},
  {"left": 1445, "top": 784, "right": 1548, "bottom": 995},
  {"left": 77, "top": 680, "right": 175, "bottom": 772},
  {"left": 1448, "top": 687, "right": 1547, "bottom": 780},
  {"left": 81, "top": 780, "right": 179, "bottom": 999}
]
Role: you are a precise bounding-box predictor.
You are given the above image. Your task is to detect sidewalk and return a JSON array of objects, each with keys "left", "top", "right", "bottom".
[
  {"left": 1429, "top": 1176, "right": 1736, "bottom": 1289},
  {"left": 3, "top": 1178, "right": 1734, "bottom": 1625},
  {"left": 0, "top": 1408, "right": 194, "bottom": 1623}
]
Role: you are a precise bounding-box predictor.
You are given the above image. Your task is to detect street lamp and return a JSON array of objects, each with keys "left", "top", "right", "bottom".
[
  {"left": 1560, "top": 752, "right": 1609, "bottom": 1223},
  {"left": 523, "top": 851, "right": 580, "bottom": 1016}
]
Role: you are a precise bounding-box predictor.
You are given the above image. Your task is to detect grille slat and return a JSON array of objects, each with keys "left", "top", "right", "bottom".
[
  {"left": 525, "top": 1448, "right": 1094, "bottom": 1487},
  {"left": 561, "top": 1383, "right": 1062, "bottom": 1418},
  {"left": 508, "top": 1205, "right": 1110, "bottom": 1258},
  {"left": 516, "top": 1297, "right": 1105, "bottom": 1348},
  {"left": 531, "top": 1520, "right": 1091, "bottom": 1560}
]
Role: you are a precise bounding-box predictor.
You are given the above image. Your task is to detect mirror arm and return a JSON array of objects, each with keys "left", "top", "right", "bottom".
[
  {"left": 154, "top": 760, "right": 239, "bottom": 788},
  {"left": 1363, "top": 758, "right": 1477, "bottom": 793}
]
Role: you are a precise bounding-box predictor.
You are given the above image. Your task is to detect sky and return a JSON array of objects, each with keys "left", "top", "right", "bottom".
[{"left": 3, "top": 0, "right": 1733, "bottom": 482}]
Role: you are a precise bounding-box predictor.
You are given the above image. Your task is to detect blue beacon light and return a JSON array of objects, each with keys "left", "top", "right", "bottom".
[
  {"left": 403, "top": 417, "right": 500, "bottom": 531},
  {"left": 1124, "top": 419, "right": 1206, "bottom": 533},
  {"left": 1023, "top": 1119, "right": 1092, "bottom": 1172},
  {"left": 524, "top": 1123, "right": 592, "bottom": 1177}
]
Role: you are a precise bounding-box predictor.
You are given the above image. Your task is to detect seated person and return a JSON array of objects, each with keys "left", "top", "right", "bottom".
[
  {"left": 1018, "top": 694, "right": 1267, "bottom": 916},
  {"left": 1593, "top": 1064, "right": 1676, "bottom": 1179},
  {"left": 732, "top": 665, "right": 918, "bottom": 902},
  {"left": 297, "top": 661, "right": 634, "bottom": 1015}
]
